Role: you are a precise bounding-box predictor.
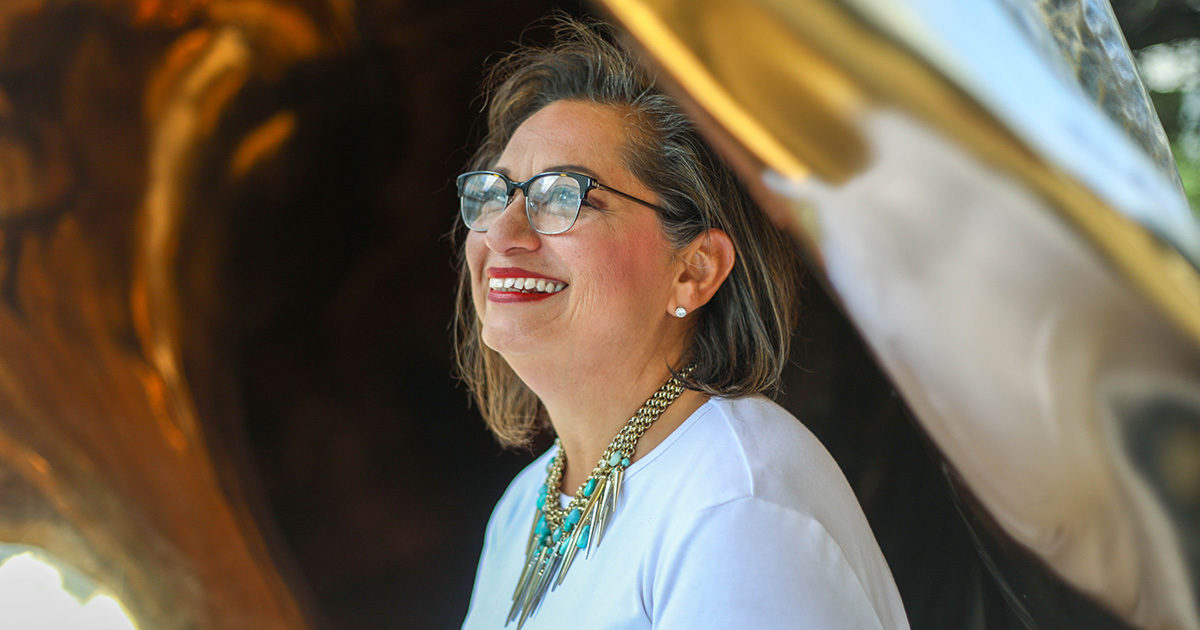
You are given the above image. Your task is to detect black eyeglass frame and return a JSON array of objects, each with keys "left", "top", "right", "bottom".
[{"left": 456, "top": 170, "right": 666, "bottom": 235}]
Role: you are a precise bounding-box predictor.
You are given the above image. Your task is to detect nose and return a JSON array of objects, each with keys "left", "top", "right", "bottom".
[{"left": 484, "top": 193, "right": 541, "bottom": 254}]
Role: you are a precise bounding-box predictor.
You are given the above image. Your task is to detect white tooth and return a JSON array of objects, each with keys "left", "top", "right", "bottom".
[
  {"left": 554, "top": 283, "right": 565, "bottom": 292},
  {"left": 536, "top": 279, "right": 547, "bottom": 291},
  {"left": 524, "top": 278, "right": 536, "bottom": 290},
  {"left": 516, "top": 278, "right": 529, "bottom": 290},
  {"left": 489, "top": 278, "right": 502, "bottom": 289},
  {"left": 504, "top": 278, "right": 516, "bottom": 288}
]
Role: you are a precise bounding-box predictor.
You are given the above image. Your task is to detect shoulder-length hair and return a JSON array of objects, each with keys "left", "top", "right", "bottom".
[{"left": 452, "top": 16, "right": 801, "bottom": 448}]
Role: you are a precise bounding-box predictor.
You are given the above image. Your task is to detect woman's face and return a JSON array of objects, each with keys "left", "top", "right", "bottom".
[{"left": 465, "top": 100, "right": 682, "bottom": 369}]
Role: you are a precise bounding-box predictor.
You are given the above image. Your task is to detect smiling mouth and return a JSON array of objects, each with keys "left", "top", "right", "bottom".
[{"left": 487, "top": 277, "right": 567, "bottom": 294}]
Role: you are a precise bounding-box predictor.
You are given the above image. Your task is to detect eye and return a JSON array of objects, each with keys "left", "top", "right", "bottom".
[
  {"left": 484, "top": 186, "right": 509, "bottom": 205},
  {"left": 461, "top": 174, "right": 508, "bottom": 204},
  {"left": 530, "top": 175, "right": 582, "bottom": 210},
  {"left": 550, "top": 185, "right": 576, "bottom": 204}
]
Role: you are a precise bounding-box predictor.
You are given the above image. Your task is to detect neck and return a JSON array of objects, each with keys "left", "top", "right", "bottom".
[
  {"left": 528, "top": 357, "right": 707, "bottom": 493},
  {"left": 497, "top": 317, "right": 698, "bottom": 492},
  {"left": 558, "top": 387, "right": 707, "bottom": 491}
]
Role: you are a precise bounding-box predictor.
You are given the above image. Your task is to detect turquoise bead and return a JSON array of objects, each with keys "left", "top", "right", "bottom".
[
  {"left": 621, "top": 457, "right": 631, "bottom": 468},
  {"left": 552, "top": 528, "right": 562, "bottom": 543},
  {"left": 534, "top": 515, "right": 548, "bottom": 536},
  {"left": 607, "top": 451, "right": 623, "bottom": 467},
  {"left": 583, "top": 478, "right": 597, "bottom": 497},
  {"left": 536, "top": 494, "right": 546, "bottom": 510},
  {"left": 562, "top": 507, "right": 581, "bottom": 533},
  {"left": 558, "top": 540, "right": 570, "bottom": 554},
  {"left": 576, "top": 524, "right": 591, "bottom": 548}
]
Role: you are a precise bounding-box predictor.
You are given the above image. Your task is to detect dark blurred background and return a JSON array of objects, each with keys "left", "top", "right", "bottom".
[{"left": 30, "top": 0, "right": 1190, "bottom": 627}]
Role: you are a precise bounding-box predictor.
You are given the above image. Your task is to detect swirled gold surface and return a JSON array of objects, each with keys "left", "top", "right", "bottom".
[{"left": 0, "top": 0, "right": 353, "bottom": 626}]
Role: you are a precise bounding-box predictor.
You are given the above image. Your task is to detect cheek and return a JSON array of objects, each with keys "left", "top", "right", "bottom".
[
  {"left": 464, "top": 234, "right": 488, "bottom": 309},
  {"left": 575, "top": 231, "right": 674, "bottom": 308}
]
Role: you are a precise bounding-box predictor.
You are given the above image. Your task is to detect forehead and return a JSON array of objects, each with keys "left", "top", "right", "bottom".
[{"left": 496, "top": 100, "right": 632, "bottom": 180}]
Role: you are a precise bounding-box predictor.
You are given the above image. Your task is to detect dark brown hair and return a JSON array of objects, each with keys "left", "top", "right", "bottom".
[{"left": 453, "top": 16, "right": 801, "bottom": 448}]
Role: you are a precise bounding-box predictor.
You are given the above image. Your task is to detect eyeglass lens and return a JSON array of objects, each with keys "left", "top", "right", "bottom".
[{"left": 459, "top": 172, "right": 583, "bottom": 234}]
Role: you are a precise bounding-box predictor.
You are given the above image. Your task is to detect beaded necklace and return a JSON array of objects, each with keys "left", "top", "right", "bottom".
[{"left": 506, "top": 365, "right": 694, "bottom": 629}]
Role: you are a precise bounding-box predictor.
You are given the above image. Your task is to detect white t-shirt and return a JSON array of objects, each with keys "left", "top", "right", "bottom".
[{"left": 463, "top": 396, "right": 909, "bottom": 629}]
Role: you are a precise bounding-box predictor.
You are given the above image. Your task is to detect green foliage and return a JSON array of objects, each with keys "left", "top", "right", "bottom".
[
  {"left": 1138, "top": 41, "right": 1200, "bottom": 216},
  {"left": 1173, "top": 139, "right": 1200, "bottom": 213}
]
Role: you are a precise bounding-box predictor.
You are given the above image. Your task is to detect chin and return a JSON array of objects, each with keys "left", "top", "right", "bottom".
[{"left": 480, "top": 323, "right": 542, "bottom": 358}]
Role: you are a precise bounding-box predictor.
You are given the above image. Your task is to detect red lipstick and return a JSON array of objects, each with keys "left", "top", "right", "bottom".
[{"left": 489, "top": 290, "right": 556, "bottom": 303}]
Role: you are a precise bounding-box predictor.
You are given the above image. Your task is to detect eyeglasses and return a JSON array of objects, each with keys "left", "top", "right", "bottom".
[{"left": 456, "top": 170, "right": 664, "bottom": 235}]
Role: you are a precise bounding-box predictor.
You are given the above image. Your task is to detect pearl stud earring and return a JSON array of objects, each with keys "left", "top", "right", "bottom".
[{"left": 674, "top": 306, "right": 687, "bottom": 318}]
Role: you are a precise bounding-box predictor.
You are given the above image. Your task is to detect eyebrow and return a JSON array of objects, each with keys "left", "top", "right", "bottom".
[{"left": 494, "top": 164, "right": 603, "bottom": 180}]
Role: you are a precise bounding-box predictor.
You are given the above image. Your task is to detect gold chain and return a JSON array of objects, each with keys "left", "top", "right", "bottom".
[{"left": 537, "top": 365, "right": 693, "bottom": 534}]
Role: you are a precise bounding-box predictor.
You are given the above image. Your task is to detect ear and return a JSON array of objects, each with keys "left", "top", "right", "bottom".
[{"left": 670, "top": 229, "right": 735, "bottom": 317}]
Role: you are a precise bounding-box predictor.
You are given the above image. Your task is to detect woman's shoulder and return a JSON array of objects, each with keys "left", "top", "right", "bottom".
[
  {"left": 479, "top": 447, "right": 556, "bottom": 545},
  {"left": 647, "top": 396, "right": 909, "bottom": 629},
  {"left": 654, "top": 395, "right": 856, "bottom": 514},
  {"left": 650, "top": 395, "right": 890, "bottom": 577}
]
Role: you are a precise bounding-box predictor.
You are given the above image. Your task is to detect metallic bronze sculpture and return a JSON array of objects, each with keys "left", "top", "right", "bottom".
[
  {"left": 598, "top": 0, "right": 1200, "bottom": 627},
  {"left": 0, "top": 0, "right": 356, "bottom": 625}
]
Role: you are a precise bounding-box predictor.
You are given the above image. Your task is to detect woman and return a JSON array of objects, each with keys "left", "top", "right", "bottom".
[{"left": 456, "top": 17, "right": 908, "bottom": 630}]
